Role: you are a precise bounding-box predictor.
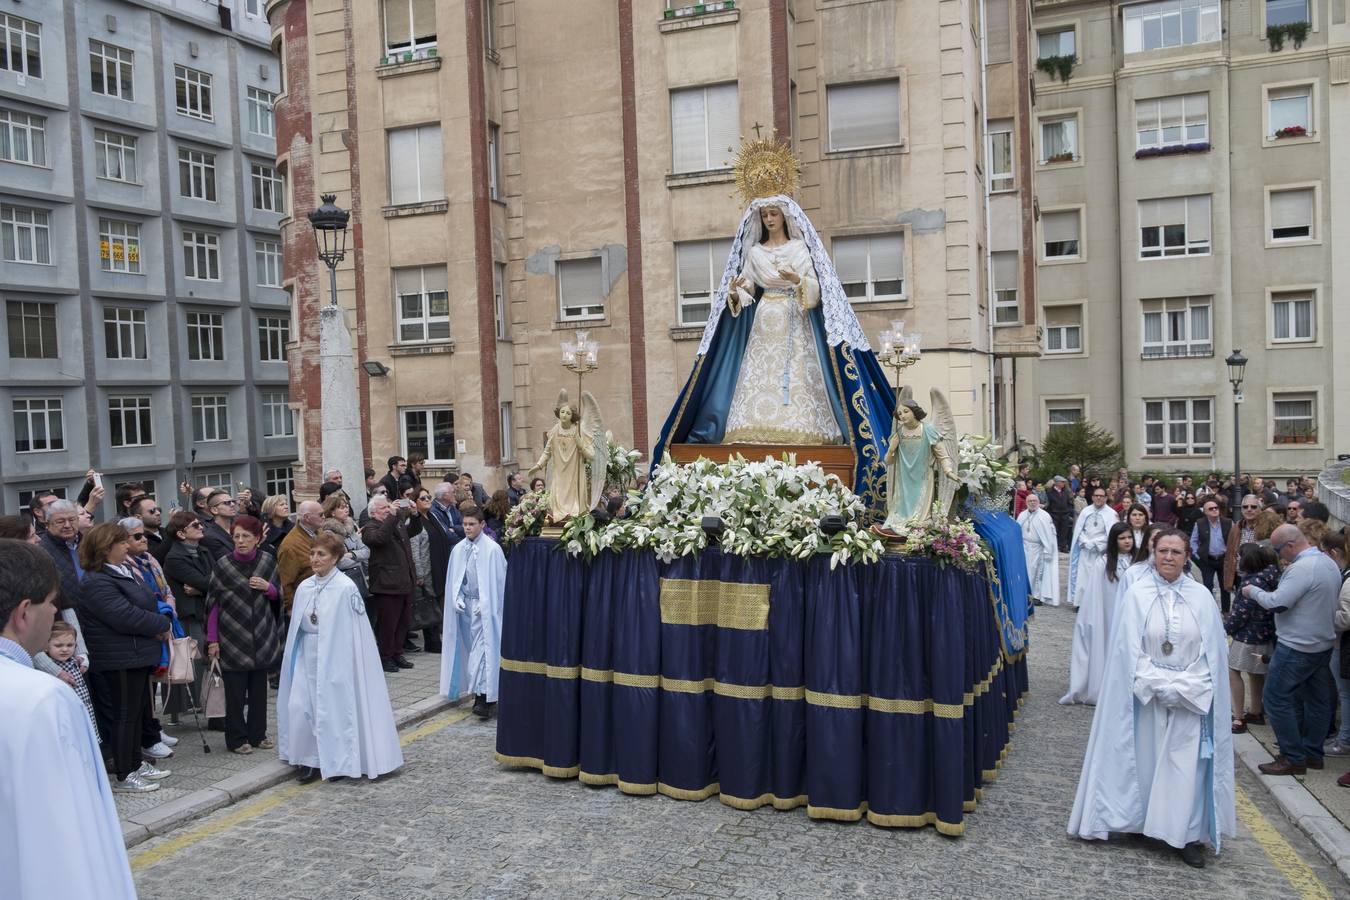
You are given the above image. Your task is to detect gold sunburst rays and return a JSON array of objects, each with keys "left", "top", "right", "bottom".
[{"left": 732, "top": 133, "right": 800, "bottom": 206}]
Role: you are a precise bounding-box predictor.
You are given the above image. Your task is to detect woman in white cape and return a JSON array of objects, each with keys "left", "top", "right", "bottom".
[
  {"left": 277, "top": 531, "right": 403, "bottom": 782},
  {"left": 1061, "top": 523, "right": 1136, "bottom": 706}
]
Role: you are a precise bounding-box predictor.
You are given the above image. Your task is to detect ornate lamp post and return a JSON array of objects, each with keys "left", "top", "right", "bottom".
[
  {"left": 307, "top": 193, "right": 350, "bottom": 306},
  {"left": 1226, "top": 349, "right": 1248, "bottom": 497},
  {"left": 876, "top": 320, "right": 922, "bottom": 394},
  {"left": 561, "top": 329, "right": 599, "bottom": 398}
]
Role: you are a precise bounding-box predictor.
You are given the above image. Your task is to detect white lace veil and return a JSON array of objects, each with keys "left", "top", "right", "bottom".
[{"left": 696, "top": 195, "right": 872, "bottom": 355}]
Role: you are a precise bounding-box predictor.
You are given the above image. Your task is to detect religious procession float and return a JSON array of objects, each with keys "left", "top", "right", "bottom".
[{"left": 493, "top": 138, "right": 1030, "bottom": 836}]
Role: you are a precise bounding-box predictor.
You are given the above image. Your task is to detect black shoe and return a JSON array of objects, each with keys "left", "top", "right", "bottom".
[
  {"left": 393, "top": 655, "right": 414, "bottom": 669},
  {"left": 424, "top": 641, "right": 443, "bottom": 654},
  {"left": 297, "top": 766, "right": 321, "bottom": 784},
  {"left": 268, "top": 675, "right": 280, "bottom": 690},
  {"left": 403, "top": 638, "right": 421, "bottom": 652},
  {"left": 382, "top": 659, "right": 399, "bottom": 673},
  {"left": 1179, "top": 842, "right": 1205, "bottom": 868},
  {"left": 472, "top": 694, "right": 490, "bottom": 718}
]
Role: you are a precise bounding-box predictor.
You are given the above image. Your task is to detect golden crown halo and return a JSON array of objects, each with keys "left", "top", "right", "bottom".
[{"left": 732, "top": 133, "right": 800, "bottom": 206}]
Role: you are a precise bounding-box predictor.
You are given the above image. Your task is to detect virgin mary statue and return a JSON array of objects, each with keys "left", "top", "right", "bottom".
[{"left": 652, "top": 137, "right": 895, "bottom": 512}]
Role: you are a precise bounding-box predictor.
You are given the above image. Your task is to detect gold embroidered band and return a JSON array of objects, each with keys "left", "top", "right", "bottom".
[{"left": 659, "top": 578, "right": 771, "bottom": 631}]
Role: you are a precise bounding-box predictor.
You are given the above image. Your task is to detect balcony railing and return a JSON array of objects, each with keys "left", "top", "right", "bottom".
[{"left": 1140, "top": 343, "right": 1213, "bottom": 360}]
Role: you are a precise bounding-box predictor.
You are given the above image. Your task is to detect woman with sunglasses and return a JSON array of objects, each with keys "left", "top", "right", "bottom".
[
  {"left": 162, "top": 510, "right": 215, "bottom": 720},
  {"left": 120, "top": 517, "right": 181, "bottom": 752}
]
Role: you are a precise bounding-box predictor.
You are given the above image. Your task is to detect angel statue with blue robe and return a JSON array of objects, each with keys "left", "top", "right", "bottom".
[
  {"left": 652, "top": 136, "right": 895, "bottom": 512},
  {"left": 881, "top": 388, "right": 960, "bottom": 529}
]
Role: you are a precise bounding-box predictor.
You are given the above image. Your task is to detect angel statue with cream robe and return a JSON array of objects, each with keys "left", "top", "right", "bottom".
[
  {"left": 652, "top": 136, "right": 894, "bottom": 513},
  {"left": 528, "top": 389, "right": 608, "bottom": 522},
  {"left": 880, "top": 389, "right": 960, "bottom": 529}
]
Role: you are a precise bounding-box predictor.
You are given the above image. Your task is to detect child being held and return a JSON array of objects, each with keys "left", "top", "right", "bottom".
[
  {"left": 1224, "top": 543, "right": 1279, "bottom": 734},
  {"left": 46, "top": 621, "right": 98, "bottom": 735}
]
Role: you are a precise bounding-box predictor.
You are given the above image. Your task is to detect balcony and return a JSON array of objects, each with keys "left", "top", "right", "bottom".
[{"left": 1140, "top": 343, "right": 1213, "bottom": 360}]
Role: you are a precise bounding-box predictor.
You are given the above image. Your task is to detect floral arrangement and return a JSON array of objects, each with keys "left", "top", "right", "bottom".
[
  {"left": 1133, "top": 141, "right": 1210, "bottom": 159},
  {"left": 502, "top": 489, "right": 553, "bottom": 546},
  {"left": 1274, "top": 124, "right": 1307, "bottom": 139},
  {"left": 956, "top": 435, "right": 1016, "bottom": 504},
  {"left": 559, "top": 454, "right": 883, "bottom": 568},
  {"left": 605, "top": 442, "right": 642, "bottom": 492},
  {"left": 880, "top": 509, "right": 992, "bottom": 571}
]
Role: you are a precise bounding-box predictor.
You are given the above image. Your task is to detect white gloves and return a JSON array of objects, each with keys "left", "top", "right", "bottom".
[
  {"left": 454, "top": 597, "right": 466, "bottom": 613},
  {"left": 1154, "top": 685, "right": 1183, "bottom": 709}
]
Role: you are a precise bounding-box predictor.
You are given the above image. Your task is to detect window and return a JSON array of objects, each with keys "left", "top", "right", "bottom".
[
  {"left": 1271, "top": 291, "right": 1314, "bottom": 343},
  {"left": 0, "top": 14, "right": 41, "bottom": 79},
  {"left": 0, "top": 204, "right": 51, "bottom": 264},
  {"left": 99, "top": 218, "right": 142, "bottom": 274},
  {"left": 194, "top": 471, "right": 233, "bottom": 490},
  {"left": 488, "top": 122, "right": 502, "bottom": 200},
  {"left": 108, "top": 396, "right": 153, "bottom": 448},
  {"left": 1138, "top": 195, "right": 1211, "bottom": 257},
  {"left": 1141, "top": 297, "right": 1212, "bottom": 357},
  {"left": 264, "top": 466, "right": 294, "bottom": 504},
  {"left": 94, "top": 129, "right": 137, "bottom": 182},
  {"left": 246, "top": 87, "right": 275, "bottom": 138},
  {"left": 1267, "top": 84, "right": 1312, "bottom": 138},
  {"left": 991, "top": 251, "right": 1019, "bottom": 324},
  {"left": 262, "top": 391, "right": 294, "bottom": 438},
  {"left": 1124, "top": 0, "right": 1221, "bottom": 53},
  {"left": 17, "top": 487, "right": 66, "bottom": 510},
  {"left": 6, "top": 301, "right": 57, "bottom": 359},
  {"left": 182, "top": 230, "right": 221, "bottom": 280},
  {"left": 987, "top": 120, "right": 1013, "bottom": 192},
  {"left": 0, "top": 108, "right": 46, "bottom": 166},
  {"left": 557, "top": 257, "right": 605, "bottom": 321},
  {"left": 186, "top": 311, "right": 225, "bottom": 361},
  {"left": 89, "top": 40, "right": 133, "bottom": 100},
  {"left": 190, "top": 395, "right": 230, "bottom": 442},
  {"left": 251, "top": 163, "right": 284, "bottom": 213},
  {"left": 1144, "top": 398, "right": 1212, "bottom": 455},
  {"left": 178, "top": 148, "right": 217, "bottom": 201},
  {"left": 826, "top": 80, "right": 901, "bottom": 152},
  {"left": 402, "top": 407, "right": 455, "bottom": 464},
  {"left": 255, "top": 238, "right": 282, "bottom": 287},
  {"left": 383, "top": 0, "right": 437, "bottom": 55},
  {"left": 1044, "top": 305, "right": 1082, "bottom": 353},
  {"left": 671, "top": 83, "right": 739, "bottom": 173},
  {"left": 1046, "top": 402, "right": 1083, "bottom": 433},
  {"left": 1268, "top": 187, "right": 1314, "bottom": 241},
  {"left": 1039, "top": 115, "right": 1077, "bottom": 163},
  {"left": 1267, "top": 0, "right": 1310, "bottom": 27},
  {"left": 675, "top": 239, "right": 733, "bottom": 325},
  {"left": 1037, "top": 27, "right": 1075, "bottom": 59},
  {"left": 258, "top": 315, "right": 291, "bottom": 362},
  {"left": 393, "top": 265, "right": 449, "bottom": 342},
  {"left": 499, "top": 402, "right": 512, "bottom": 463},
  {"left": 103, "top": 307, "right": 147, "bottom": 360},
  {"left": 1135, "top": 93, "right": 1208, "bottom": 149},
  {"left": 244, "top": 0, "right": 264, "bottom": 17},
  {"left": 484, "top": 0, "right": 497, "bottom": 53},
  {"left": 13, "top": 398, "right": 63, "bottom": 452},
  {"left": 834, "top": 233, "right": 905, "bottom": 303},
  {"left": 1040, "top": 209, "right": 1080, "bottom": 260},
  {"left": 174, "top": 65, "right": 213, "bottom": 120},
  {"left": 387, "top": 125, "right": 443, "bottom": 205},
  {"left": 1272, "top": 392, "right": 1316, "bottom": 444},
  {"left": 493, "top": 261, "right": 508, "bottom": 339}
]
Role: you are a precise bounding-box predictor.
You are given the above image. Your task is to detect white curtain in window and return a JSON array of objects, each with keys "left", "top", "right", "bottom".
[
  {"left": 1041, "top": 118, "right": 1075, "bottom": 158},
  {"left": 1270, "top": 189, "right": 1313, "bottom": 231},
  {"left": 1268, "top": 87, "right": 1310, "bottom": 133},
  {"left": 1142, "top": 310, "right": 1163, "bottom": 344},
  {"left": 1189, "top": 303, "right": 1210, "bottom": 341},
  {"left": 828, "top": 81, "right": 901, "bottom": 151}
]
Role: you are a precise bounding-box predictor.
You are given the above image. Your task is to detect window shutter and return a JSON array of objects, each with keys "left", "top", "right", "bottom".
[
  {"left": 1042, "top": 210, "right": 1078, "bottom": 244},
  {"left": 1135, "top": 99, "right": 1157, "bottom": 133},
  {"left": 560, "top": 258, "right": 603, "bottom": 316},
  {"left": 705, "top": 84, "right": 739, "bottom": 170},
  {"left": 1187, "top": 195, "right": 1210, "bottom": 243},
  {"left": 1270, "top": 189, "right": 1312, "bottom": 230},
  {"left": 1159, "top": 96, "right": 1183, "bottom": 131},
  {"left": 385, "top": 0, "right": 411, "bottom": 47},
  {"left": 1045, "top": 305, "right": 1079, "bottom": 327},
  {"left": 986, "top": 0, "right": 1011, "bottom": 64},
  {"left": 417, "top": 126, "right": 443, "bottom": 200},
  {"left": 411, "top": 0, "right": 436, "bottom": 42},
  {"left": 870, "top": 234, "right": 904, "bottom": 282},
  {"left": 832, "top": 236, "right": 868, "bottom": 282},
  {"left": 676, "top": 242, "right": 710, "bottom": 296},
  {"left": 388, "top": 129, "right": 417, "bottom": 204},
  {"left": 670, "top": 88, "right": 705, "bottom": 173},
  {"left": 828, "top": 81, "right": 900, "bottom": 151},
  {"left": 992, "top": 250, "right": 1017, "bottom": 290}
]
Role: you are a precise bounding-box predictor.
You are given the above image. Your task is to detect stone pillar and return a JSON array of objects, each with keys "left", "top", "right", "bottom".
[{"left": 319, "top": 304, "right": 367, "bottom": 516}]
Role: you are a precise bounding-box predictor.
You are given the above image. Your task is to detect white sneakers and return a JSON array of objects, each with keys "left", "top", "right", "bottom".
[
  {"left": 142, "top": 741, "right": 174, "bottom": 759},
  {"left": 112, "top": 772, "right": 159, "bottom": 793},
  {"left": 137, "top": 761, "right": 171, "bottom": 780},
  {"left": 159, "top": 731, "right": 180, "bottom": 748}
]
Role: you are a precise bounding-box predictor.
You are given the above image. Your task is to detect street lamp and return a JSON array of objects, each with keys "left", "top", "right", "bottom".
[
  {"left": 1226, "top": 349, "right": 1247, "bottom": 495},
  {"left": 307, "top": 193, "right": 350, "bottom": 306}
]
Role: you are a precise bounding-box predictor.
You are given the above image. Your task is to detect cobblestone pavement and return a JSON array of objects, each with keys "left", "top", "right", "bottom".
[
  {"left": 115, "top": 650, "right": 443, "bottom": 820},
  {"left": 130, "top": 597, "right": 1343, "bottom": 899}
]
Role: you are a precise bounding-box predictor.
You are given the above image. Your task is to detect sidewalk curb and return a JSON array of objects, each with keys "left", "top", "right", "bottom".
[
  {"left": 121, "top": 692, "right": 459, "bottom": 849},
  {"left": 1234, "top": 731, "right": 1350, "bottom": 883}
]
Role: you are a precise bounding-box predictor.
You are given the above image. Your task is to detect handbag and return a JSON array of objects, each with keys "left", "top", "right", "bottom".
[
  {"left": 153, "top": 636, "right": 199, "bottom": 685},
  {"left": 201, "top": 657, "right": 227, "bottom": 719},
  {"left": 410, "top": 584, "right": 442, "bottom": 631}
]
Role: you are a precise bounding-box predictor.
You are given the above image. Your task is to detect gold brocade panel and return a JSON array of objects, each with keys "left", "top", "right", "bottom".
[{"left": 659, "top": 578, "right": 771, "bottom": 631}]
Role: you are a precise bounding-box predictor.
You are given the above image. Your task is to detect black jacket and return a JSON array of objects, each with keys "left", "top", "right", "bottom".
[
  {"left": 79, "top": 567, "right": 170, "bottom": 673},
  {"left": 38, "top": 531, "right": 84, "bottom": 611},
  {"left": 424, "top": 510, "right": 455, "bottom": 600},
  {"left": 360, "top": 509, "right": 422, "bottom": 595},
  {"left": 163, "top": 542, "right": 214, "bottom": 623},
  {"left": 200, "top": 519, "right": 234, "bottom": 562},
  {"left": 1045, "top": 486, "right": 1073, "bottom": 518},
  {"left": 262, "top": 519, "right": 292, "bottom": 556}
]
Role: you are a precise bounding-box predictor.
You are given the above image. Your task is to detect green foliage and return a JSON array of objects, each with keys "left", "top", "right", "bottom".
[
  {"left": 1035, "top": 54, "right": 1075, "bottom": 82},
  {"left": 1267, "top": 21, "right": 1310, "bottom": 51},
  {"left": 1029, "top": 420, "right": 1124, "bottom": 484}
]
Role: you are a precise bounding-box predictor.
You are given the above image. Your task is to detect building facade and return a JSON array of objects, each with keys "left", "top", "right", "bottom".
[
  {"left": 268, "top": 0, "right": 1036, "bottom": 498},
  {"left": 0, "top": 0, "right": 295, "bottom": 515},
  {"left": 1021, "top": 0, "right": 1345, "bottom": 476}
]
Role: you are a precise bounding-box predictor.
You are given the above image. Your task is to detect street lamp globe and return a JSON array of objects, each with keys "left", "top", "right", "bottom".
[
  {"left": 307, "top": 193, "right": 350, "bottom": 270},
  {"left": 1225, "top": 349, "right": 1247, "bottom": 391}
]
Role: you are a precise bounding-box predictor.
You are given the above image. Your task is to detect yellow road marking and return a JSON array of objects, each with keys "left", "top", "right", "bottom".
[
  {"left": 1235, "top": 785, "right": 1333, "bottom": 900},
  {"left": 130, "top": 707, "right": 472, "bottom": 871}
]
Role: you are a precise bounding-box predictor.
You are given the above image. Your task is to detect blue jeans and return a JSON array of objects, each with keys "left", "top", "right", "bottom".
[
  {"left": 1263, "top": 643, "right": 1334, "bottom": 765},
  {"left": 1332, "top": 646, "right": 1350, "bottom": 745}
]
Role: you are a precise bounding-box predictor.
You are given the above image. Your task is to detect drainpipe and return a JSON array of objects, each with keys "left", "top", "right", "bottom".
[{"left": 981, "top": 0, "right": 997, "bottom": 437}]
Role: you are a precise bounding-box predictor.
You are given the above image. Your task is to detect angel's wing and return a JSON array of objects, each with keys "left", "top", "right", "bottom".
[
  {"left": 898, "top": 384, "right": 914, "bottom": 405},
  {"left": 580, "top": 391, "right": 609, "bottom": 510},
  {"left": 930, "top": 387, "right": 961, "bottom": 519}
]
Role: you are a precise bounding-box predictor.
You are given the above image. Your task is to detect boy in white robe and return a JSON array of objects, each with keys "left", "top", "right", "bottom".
[
  {"left": 1017, "top": 493, "right": 1060, "bottom": 605},
  {"left": 440, "top": 505, "right": 507, "bottom": 718},
  {"left": 1068, "top": 530, "right": 1236, "bottom": 868},
  {"left": 0, "top": 542, "right": 137, "bottom": 900}
]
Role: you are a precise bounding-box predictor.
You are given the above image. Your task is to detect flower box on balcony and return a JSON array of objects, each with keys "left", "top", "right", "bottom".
[
  {"left": 666, "top": 0, "right": 734, "bottom": 18},
  {"left": 1044, "top": 152, "right": 1076, "bottom": 164},
  {"left": 1274, "top": 433, "right": 1317, "bottom": 445},
  {"left": 1274, "top": 125, "right": 1307, "bottom": 139},
  {"left": 1134, "top": 142, "right": 1211, "bottom": 160}
]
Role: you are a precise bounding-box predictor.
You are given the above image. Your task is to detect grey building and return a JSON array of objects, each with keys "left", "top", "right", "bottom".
[
  {"left": 0, "top": 0, "right": 295, "bottom": 516},
  {"left": 1020, "top": 0, "right": 1344, "bottom": 477}
]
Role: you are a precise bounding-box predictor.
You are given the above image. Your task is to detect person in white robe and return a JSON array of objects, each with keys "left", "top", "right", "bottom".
[
  {"left": 1062, "top": 522, "right": 1134, "bottom": 705},
  {"left": 277, "top": 532, "right": 403, "bottom": 783},
  {"left": 0, "top": 542, "right": 136, "bottom": 899},
  {"left": 1067, "top": 487, "right": 1118, "bottom": 608},
  {"left": 1068, "top": 530, "right": 1235, "bottom": 868},
  {"left": 440, "top": 505, "right": 507, "bottom": 718},
  {"left": 1017, "top": 493, "right": 1060, "bottom": 605}
]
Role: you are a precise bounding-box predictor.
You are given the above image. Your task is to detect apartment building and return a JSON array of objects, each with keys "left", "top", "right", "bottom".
[
  {"left": 0, "top": 0, "right": 296, "bottom": 515},
  {"left": 1021, "top": 0, "right": 1346, "bottom": 475},
  {"left": 267, "top": 0, "right": 1036, "bottom": 497}
]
